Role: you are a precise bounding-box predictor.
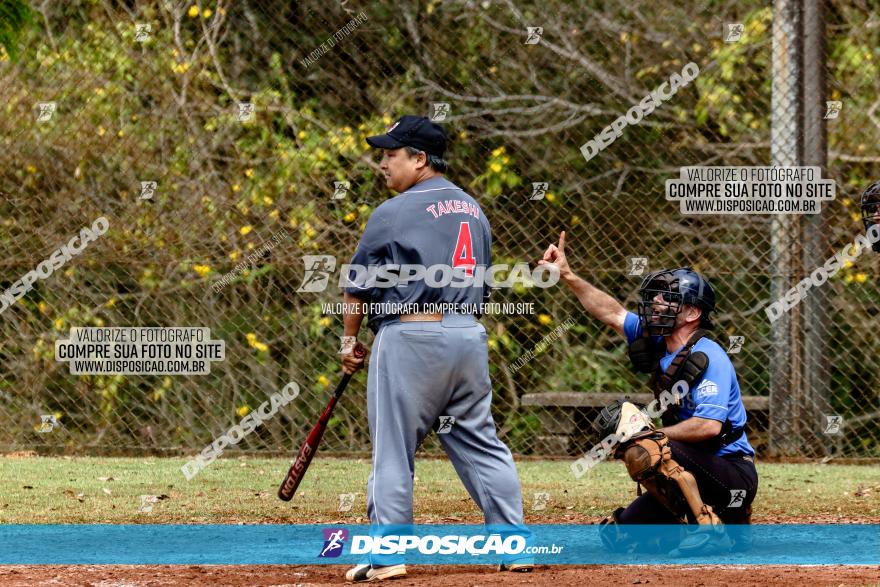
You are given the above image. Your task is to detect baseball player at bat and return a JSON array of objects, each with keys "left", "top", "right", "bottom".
[
  {"left": 539, "top": 233, "right": 757, "bottom": 555},
  {"left": 339, "top": 115, "right": 532, "bottom": 581}
]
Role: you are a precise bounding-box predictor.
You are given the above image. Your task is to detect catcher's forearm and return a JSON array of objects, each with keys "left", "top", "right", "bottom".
[
  {"left": 660, "top": 416, "right": 722, "bottom": 443},
  {"left": 343, "top": 292, "right": 367, "bottom": 336},
  {"left": 561, "top": 272, "right": 626, "bottom": 335}
]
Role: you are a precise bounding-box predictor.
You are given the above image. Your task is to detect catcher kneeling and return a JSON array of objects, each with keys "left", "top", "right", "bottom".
[{"left": 537, "top": 233, "right": 758, "bottom": 555}]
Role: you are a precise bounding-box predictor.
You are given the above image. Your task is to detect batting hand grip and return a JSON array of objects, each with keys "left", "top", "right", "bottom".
[{"left": 277, "top": 346, "right": 364, "bottom": 501}]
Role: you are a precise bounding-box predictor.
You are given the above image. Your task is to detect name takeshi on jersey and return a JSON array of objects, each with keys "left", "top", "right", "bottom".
[{"left": 425, "top": 199, "right": 481, "bottom": 219}]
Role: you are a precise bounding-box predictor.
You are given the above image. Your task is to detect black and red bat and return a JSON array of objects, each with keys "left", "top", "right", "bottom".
[{"left": 277, "top": 347, "right": 365, "bottom": 501}]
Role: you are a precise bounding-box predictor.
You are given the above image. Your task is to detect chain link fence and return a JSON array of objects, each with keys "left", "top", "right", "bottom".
[{"left": 0, "top": 1, "right": 877, "bottom": 460}]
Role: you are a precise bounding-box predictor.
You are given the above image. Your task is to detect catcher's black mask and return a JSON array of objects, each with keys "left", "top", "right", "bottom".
[
  {"left": 860, "top": 181, "right": 880, "bottom": 253},
  {"left": 637, "top": 267, "right": 716, "bottom": 337}
]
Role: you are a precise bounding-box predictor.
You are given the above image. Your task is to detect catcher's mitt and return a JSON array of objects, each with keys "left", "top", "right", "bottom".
[{"left": 593, "top": 400, "right": 655, "bottom": 457}]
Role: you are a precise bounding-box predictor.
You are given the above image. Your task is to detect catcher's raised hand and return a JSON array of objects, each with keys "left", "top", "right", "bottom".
[{"left": 537, "top": 230, "right": 572, "bottom": 279}]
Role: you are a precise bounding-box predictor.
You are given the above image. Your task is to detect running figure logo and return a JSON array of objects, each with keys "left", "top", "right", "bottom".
[
  {"left": 337, "top": 493, "right": 356, "bottom": 512},
  {"left": 436, "top": 416, "right": 456, "bottom": 434},
  {"left": 727, "top": 335, "right": 745, "bottom": 354},
  {"left": 525, "top": 27, "right": 543, "bottom": 44},
  {"left": 530, "top": 182, "right": 549, "bottom": 201},
  {"left": 727, "top": 489, "right": 746, "bottom": 508},
  {"left": 824, "top": 101, "right": 843, "bottom": 120},
  {"left": 318, "top": 528, "right": 349, "bottom": 558},
  {"left": 297, "top": 255, "right": 337, "bottom": 293},
  {"left": 823, "top": 414, "right": 843, "bottom": 435},
  {"left": 724, "top": 23, "right": 744, "bottom": 43},
  {"left": 430, "top": 102, "right": 450, "bottom": 122},
  {"left": 628, "top": 257, "right": 648, "bottom": 276}
]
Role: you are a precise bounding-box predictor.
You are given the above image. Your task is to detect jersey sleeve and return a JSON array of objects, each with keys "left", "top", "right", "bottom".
[
  {"left": 344, "top": 203, "right": 397, "bottom": 299},
  {"left": 690, "top": 350, "right": 734, "bottom": 422},
  {"left": 623, "top": 311, "right": 643, "bottom": 343}
]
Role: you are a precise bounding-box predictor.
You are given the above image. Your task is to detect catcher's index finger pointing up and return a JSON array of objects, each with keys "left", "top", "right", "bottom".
[{"left": 558, "top": 230, "right": 566, "bottom": 252}]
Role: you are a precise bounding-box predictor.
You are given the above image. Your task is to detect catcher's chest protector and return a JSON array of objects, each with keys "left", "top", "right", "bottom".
[{"left": 628, "top": 330, "right": 710, "bottom": 425}]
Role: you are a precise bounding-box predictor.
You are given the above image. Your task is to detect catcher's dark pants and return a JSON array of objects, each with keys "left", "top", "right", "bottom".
[{"left": 618, "top": 440, "right": 758, "bottom": 525}]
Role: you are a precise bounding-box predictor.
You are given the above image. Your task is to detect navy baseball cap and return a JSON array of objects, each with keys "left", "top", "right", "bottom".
[{"left": 366, "top": 115, "right": 448, "bottom": 157}]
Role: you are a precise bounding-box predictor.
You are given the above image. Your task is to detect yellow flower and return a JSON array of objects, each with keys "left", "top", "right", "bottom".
[
  {"left": 501, "top": 156, "right": 510, "bottom": 165},
  {"left": 38, "top": 301, "right": 48, "bottom": 314},
  {"left": 318, "top": 375, "right": 330, "bottom": 386},
  {"left": 94, "top": 318, "right": 105, "bottom": 327},
  {"left": 174, "top": 62, "right": 190, "bottom": 74},
  {"left": 26, "top": 164, "right": 37, "bottom": 174},
  {"left": 851, "top": 212, "right": 862, "bottom": 223},
  {"left": 487, "top": 338, "right": 499, "bottom": 351},
  {"left": 297, "top": 130, "right": 307, "bottom": 140},
  {"left": 240, "top": 225, "right": 253, "bottom": 236},
  {"left": 53, "top": 411, "right": 62, "bottom": 421},
  {"left": 187, "top": 5, "right": 199, "bottom": 17},
  {"left": 245, "top": 168, "right": 254, "bottom": 178},
  {"left": 202, "top": 8, "right": 212, "bottom": 18},
  {"left": 269, "top": 209, "right": 280, "bottom": 220},
  {"left": 232, "top": 184, "right": 241, "bottom": 192},
  {"left": 229, "top": 250, "right": 241, "bottom": 261},
  {"left": 844, "top": 274, "right": 854, "bottom": 284},
  {"left": 237, "top": 405, "right": 251, "bottom": 417},
  {"left": 490, "top": 162, "right": 502, "bottom": 173},
  {"left": 491, "top": 146, "right": 506, "bottom": 157},
  {"left": 192, "top": 264, "right": 212, "bottom": 277},
  {"left": 117, "top": 130, "right": 125, "bottom": 138},
  {"left": 343, "top": 212, "right": 357, "bottom": 223},
  {"left": 571, "top": 215, "right": 582, "bottom": 226},
  {"left": 104, "top": 297, "right": 116, "bottom": 308},
  {"left": 98, "top": 126, "right": 106, "bottom": 137},
  {"left": 546, "top": 193, "right": 556, "bottom": 202},
  {"left": 855, "top": 273, "right": 868, "bottom": 283},
  {"left": 538, "top": 314, "right": 553, "bottom": 326},
  {"left": 842, "top": 198, "right": 851, "bottom": 208},
  {"left": 319, "top": 317, "right": 332, "bottom": 327},
  {"left": 263, "top": 195, "right": 273, "bottom": 205},
  {"left": 459, "top": 131, "right": 468, "bottom": 139},
  {"left": 54, "top": 318, "right": 64, "bottom": 330},
  {"left": 245, "top": 333, "right": 269, "bottom": 352}
]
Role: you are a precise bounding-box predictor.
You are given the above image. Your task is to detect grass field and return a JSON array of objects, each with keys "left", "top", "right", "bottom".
[{"left": 2, "top": 454, "right": 879, "bottom": 524}]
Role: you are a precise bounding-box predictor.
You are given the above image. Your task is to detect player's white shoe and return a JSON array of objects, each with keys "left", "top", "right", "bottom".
[
  {"left": 498, "top": 559, "right": 535, "bottom": 572},
  {"left": 344, "top": 563, "right": 406, "bottom": 582}
]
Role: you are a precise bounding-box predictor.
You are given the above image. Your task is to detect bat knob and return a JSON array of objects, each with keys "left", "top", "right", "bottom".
[{"left": 353, "top": 346, "right": 366, "bottom": 359}]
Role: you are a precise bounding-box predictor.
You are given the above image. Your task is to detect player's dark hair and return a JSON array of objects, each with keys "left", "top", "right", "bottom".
[{"left": 404, "top": 146, "right": 448, "bottom": 173}]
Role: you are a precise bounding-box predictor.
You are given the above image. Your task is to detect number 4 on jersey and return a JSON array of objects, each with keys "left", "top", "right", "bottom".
[{"left": 452, "top": 222, "right": 475, "bottom": 276}]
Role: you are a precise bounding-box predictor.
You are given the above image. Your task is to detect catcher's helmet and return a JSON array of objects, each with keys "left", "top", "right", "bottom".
[
  {"left": 637, "top": 267, "right": 716, "bottom": 337},
  {"left": 860, "top": 181, "right": 880, "bottom": 253}
]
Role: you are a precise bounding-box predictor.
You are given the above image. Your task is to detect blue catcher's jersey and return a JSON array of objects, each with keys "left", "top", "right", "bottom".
[{"left": 623, "top": 312, "right": 755, "bottom": 457}]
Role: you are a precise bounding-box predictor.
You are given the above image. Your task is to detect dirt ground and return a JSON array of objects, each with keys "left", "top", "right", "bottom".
[{"left": 1, "top": 564, "right": 879, "bottom": 586}]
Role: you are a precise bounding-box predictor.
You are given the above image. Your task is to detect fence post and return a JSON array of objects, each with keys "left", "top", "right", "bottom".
[
  {"left": 801, "top": 0, "right": 831, "bottom": 455},
  {"left": 769, "top": 0, "right": 804, "bottom": 455}
]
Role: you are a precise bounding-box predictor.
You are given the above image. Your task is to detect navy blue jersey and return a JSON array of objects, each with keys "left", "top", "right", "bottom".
[
  {"left": 345, "top": 177, "right": 491, "bottom": 333},
  {"left": 623, "top": 312, "right": 755, "bottom": 457}
]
